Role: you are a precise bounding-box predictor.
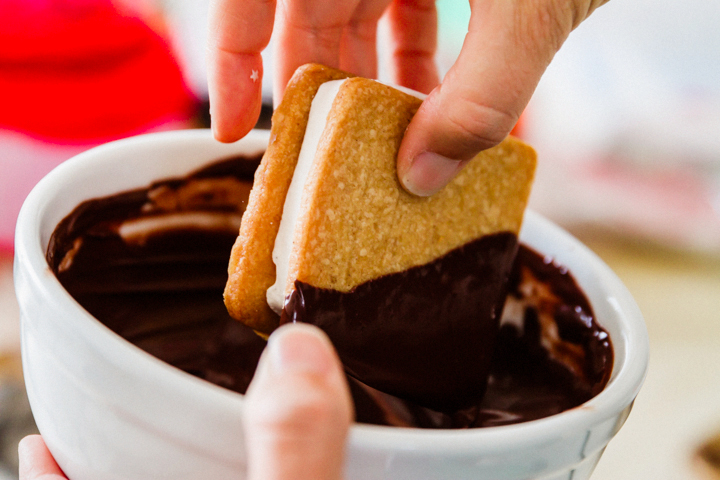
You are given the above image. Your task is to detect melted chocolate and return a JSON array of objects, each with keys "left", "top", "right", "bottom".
[
  {"left": 47, "top": 155, "right": 613, "bottom": 429},
  {"left": 282, "top": 233, "right": 517, "bottom": 411}
]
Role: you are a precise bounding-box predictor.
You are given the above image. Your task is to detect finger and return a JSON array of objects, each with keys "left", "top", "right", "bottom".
[
  {"left": 18, "top": 435, "right": 67, "bottom": 480},
  {"left": 244, "top": 324, "right": 352, "bottom": 480},
  {"left": 338, "top": 0, "right": 392, "bottom": 79},
  {"left": 207, "top": 0, "right": 276, "bottom": 142},
  {"left": 398, "top": 0, "right": 595, "bottom": 196},
  {"left": 272, "top": 0, "right": 361, "bottom": 103},
  {"left": 385, "top": 0, "right": 439, "bottom": 94}
]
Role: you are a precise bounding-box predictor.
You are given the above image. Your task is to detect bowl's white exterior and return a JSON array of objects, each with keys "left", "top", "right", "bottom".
[{"left": 15, "top": 129, "right": 649, "bottom": 480}]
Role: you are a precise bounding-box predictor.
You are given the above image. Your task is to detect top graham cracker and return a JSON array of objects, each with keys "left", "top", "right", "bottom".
[{"left": 287, "top": 77, "right": 537, "bottom": 294}]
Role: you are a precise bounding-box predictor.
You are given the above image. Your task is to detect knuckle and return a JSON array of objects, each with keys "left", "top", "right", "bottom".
[
  {"left": 515, "top": 0, "right": 577, "bottom": 49},
  {"left": 444, "top": 96, "right": 517, "bottom": 150}
]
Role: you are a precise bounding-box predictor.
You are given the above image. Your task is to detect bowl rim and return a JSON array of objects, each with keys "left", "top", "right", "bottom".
[
  {"left": 15, "top": 128, "right": 649, "bottom": 456},
  {"left": 350, "top": 209, "right": 649, "bottom": 453}
]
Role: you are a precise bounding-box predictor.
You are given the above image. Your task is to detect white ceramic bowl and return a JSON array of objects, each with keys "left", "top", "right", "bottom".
[{"left": 15, "top": 129, "right": 649, "bottom": 480}]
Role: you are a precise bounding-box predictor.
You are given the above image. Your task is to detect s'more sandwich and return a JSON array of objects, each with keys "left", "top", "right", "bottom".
[{"left": 224, "top": 64, "right": 536, "bottom": 409}]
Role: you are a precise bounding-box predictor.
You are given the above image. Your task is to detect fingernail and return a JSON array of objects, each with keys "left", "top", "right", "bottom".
[
  {"left": 267, "top": 324, "right": 334, "bottom": 376},
  {"left": 401, "top": 151, "right": 465, "bottom": 197}
]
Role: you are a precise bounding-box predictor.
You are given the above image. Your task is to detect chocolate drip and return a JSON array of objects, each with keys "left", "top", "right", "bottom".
[{"left": 47, "top": 155, "right": 612, "bottom": 429}]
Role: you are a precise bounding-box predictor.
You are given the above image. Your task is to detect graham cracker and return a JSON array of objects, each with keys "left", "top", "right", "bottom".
[
  {"left": 226, "top": 66, "right": 537, "bottom": 336},
  {"left": 224, "top": 64, "right": 353, "bottom": 334},
  {"left": 286, "top": 77, "right": 536, "bottom": 294}
]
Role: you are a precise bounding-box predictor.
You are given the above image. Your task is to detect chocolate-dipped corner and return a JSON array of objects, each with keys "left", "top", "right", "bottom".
[{"left": 280, "top": 233, "right": 519, "bottom": 412}]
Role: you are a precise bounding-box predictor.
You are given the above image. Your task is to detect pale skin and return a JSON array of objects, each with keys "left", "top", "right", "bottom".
[{"left": 21, "top": 1, "right": 609, "bottom": 477}]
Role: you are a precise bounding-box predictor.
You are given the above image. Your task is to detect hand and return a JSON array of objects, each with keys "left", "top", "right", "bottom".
[
  {"left": 18, "top": 435, "right": 66, "bottom": 480},
  {"left": 18, "top": 324, "right": 352, "bottom": 480},
  {"left": 207, "top": 0, "right": 608, "bottom": 196},
  {"left": 243, "top": 323, "right": 352, "bottom": 480}
]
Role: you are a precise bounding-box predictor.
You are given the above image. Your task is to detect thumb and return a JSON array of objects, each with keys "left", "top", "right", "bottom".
[
  {"left": 18, "top": 435, "right": 67, "bottom": 480},
  {"left": 398, "top": 0, "right": 600, "bottom": 196},
  {"left": 243, "top": 323, "right": 352, "bottom": 480}
]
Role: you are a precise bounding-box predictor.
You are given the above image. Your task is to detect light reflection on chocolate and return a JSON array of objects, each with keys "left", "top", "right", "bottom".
[{"left": 47, "top": 155, "right": 613, "bottom": 429}]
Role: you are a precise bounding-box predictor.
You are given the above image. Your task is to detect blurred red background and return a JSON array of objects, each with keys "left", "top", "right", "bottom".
[{"left": 0, "top": 0, "right": 198, "bottom": 251}]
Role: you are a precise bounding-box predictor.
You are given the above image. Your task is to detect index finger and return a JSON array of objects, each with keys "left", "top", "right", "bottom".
[{"left": 207, "top": 0, "right": 276, "bottom": 142}]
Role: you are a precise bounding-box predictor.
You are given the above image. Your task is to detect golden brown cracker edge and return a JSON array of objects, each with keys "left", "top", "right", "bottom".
[{"left": 224, "top": 64, "right": 353, "bottom": 334}]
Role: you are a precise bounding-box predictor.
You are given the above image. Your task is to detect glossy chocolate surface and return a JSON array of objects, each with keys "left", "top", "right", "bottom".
[
  {"left": 282, "top": 233, "right": 517, "bottom": 411},
  {"left": 48, "top": 155, "right": 613, "bottom": 429}
]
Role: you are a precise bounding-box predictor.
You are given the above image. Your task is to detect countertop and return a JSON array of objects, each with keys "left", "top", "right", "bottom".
[{"left": 1, "top": 230, "right": 720, "bottom": 479}]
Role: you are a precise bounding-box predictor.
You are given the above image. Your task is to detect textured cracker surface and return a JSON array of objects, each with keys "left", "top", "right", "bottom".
[
  {"left": 287, "top": 78, "right": 537, "bottom": 294},
  {"left": 224, "top": 64, "right": 352, "bottom": 334}
]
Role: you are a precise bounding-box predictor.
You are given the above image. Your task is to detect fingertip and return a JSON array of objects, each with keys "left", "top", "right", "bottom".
[
  {"left": 18, "top": 435, "right": 45, "bottom": 468},
  {"left": 246, "top": 323, "right": 351, "bottom": 428},
  {"left": 244, "top": 324, "right": 351, "bottom": 480},
  {"left": 207, "top": 51, "right": 264, "bottom": 143},
  {"left": 210, "top": 106, "right": 258, "bottom": 144},
  {"left": 397, "top": 80, "right": 512, "bottom": 197},
  {"left": 265, "top": 323, "right": 338, "bottom": 377},
  {"left": 18, "top": 435, "right": 66, "bottom": 479},
  {"left": 210, "top": 82, "right": 263, "bottom": 143},
  {"left": 209, "top": 85, "right": 263, "bottom": 143},
  {"left": 210, "top": 122, "right": 242, "bottom": 144},
  {"left": 397, "top": 97, "right": 471, "bottom": 197},
  {"left": 398, "top": 150, "right": 467, "bottom": 197}
]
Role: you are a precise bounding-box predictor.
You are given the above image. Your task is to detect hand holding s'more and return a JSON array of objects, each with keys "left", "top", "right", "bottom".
[
  {"left": 207, "top": 0, "right": 608, "bottom": 195},
  {"left": 225, "top": 64, "right": 536, "bottom": 409},
  {"left": 209, "top": 0, "right": 609, "bottom": 411}
]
